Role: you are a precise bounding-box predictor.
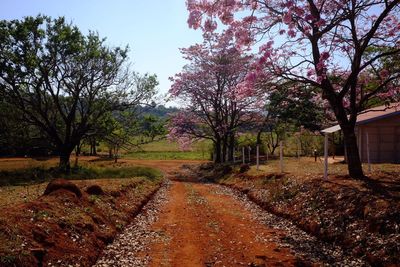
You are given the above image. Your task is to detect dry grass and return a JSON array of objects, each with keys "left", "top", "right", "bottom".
[
  {"left": 0, "top": 183, "right": 47, "bottom": 207},
  {"left": 0, "top": 156, "right": 205, "bottom": 209},
  {"left": 0, "top": 178, "right": 144, "bottom": 208},
  {"left": 247, "top": 156, "right": 400, "bottom": 178},
  {"left": 0, "top": 156, "right": 163, "bottom": 208},
  {"left": 0, "top": 156, "right": 99, "bottom": 171}
]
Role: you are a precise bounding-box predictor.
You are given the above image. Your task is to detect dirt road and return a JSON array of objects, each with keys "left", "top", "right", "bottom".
[
  {"left": 0, "top": 158, "right": 362, "bottom": 266},
  {"left": 147, "top": 182, "right": 297, "bottom": 266},
  {"left": 96, "top": 180, "right": 361, "bottom": 266}
]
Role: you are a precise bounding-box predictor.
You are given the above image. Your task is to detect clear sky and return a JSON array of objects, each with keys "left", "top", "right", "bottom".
[{"left": 0, "top": 0, "right": 203, "bottom": 105}]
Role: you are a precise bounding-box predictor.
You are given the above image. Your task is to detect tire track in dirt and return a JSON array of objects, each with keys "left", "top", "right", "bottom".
[
  {"left": 95, "top": 160, "right": 364, "bottom": 267},
  {"left": 147, "top": 182, "right": 298, "bottom": 266}
]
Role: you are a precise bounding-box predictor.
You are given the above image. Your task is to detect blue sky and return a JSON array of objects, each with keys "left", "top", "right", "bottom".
[{"left": 0, "top": 0, "right": 203, "bottom": 105}]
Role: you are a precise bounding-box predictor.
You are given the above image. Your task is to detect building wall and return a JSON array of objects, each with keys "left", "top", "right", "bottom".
[{"left": 357, "top": 115, "right": 400, "bottom": 163}]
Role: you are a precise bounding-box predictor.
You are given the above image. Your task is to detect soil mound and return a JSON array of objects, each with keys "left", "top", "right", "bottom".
[
  {"left": 86, "top": 184, "right": 104, "bottom": 195},
  {"left": 43, "top": 179, "right": 82, "bottom": 198}
]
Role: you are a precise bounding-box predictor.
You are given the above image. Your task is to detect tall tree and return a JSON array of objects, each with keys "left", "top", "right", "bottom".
[
  {"left": 168, "top": 33, "right": 263, "bottom": 163},
  {"left": 0, "top": 16, "right": 157, "bottom": 172},
  {"left": 187, "top": 0, "right": 400, "bottom": 178}
]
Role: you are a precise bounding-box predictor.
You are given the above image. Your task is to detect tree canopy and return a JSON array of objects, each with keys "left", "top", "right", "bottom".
[
  {"left": 168, "top": 33, "right": 264, "bottom": 162},
  {"left": 186, "top": 0, "right": 400, "bottom": 178},
  {"left": 0, "top": 15, "right": 158, "bottom": 171}
]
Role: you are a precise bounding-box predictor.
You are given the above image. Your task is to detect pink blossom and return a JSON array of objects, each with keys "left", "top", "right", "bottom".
[
  {"left": 306, "top": 68, "right": 314, "bottom": 78},
  {"left": 380, "top": 69, "right": 390, "bottom": 79},
  {"left": 287, "top": 29, "right": 296, "bottom": 38},
  {"left": 282, "top": 12, "right": 292, "bottom": 24},
  {"left": 204, "top": 19, "right": 217, "bottom": 32},
  {"left": 315, "top": 19, "right": 326, "bottom": 27},
  {"left": 185, "top": 0, "right": 400, "bottom": 158},
  {"left": 320, "top": 51, "right": 330, "bottom": 61},
  {"left": 169, "top": 31, "right": 264, "bottom": 154},
  {"left": 220, "top": 12, "right": 234, "bottom": 24},
  {"left": 245, "top": 71, "right": 257, "bottom": 84},
  {"left": 188, "top": 10, "right": 202, "bottom": 29}
]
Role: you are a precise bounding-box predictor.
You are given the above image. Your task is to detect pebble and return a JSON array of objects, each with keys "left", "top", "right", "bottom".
[
  {"left": 94, "top": 181, "right": 368, "bottom": 266},
  {"left": 213, "top": 185, "right": 368, "bottom": 266},
  {"left": 94, "top": 181, "right": 171, "bottom": 267}
]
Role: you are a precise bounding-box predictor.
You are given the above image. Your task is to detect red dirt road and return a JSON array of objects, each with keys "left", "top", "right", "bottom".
[
  {"left": 147, "top": 181, "right": 297, "bottom": 266},
  {"left": 120, "top": 159, "right": 206, "bottom": 174}
]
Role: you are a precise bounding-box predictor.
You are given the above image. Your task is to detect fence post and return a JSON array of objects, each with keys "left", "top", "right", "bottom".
[
  {"left": 324, "top": 133, "right": 328, "bottom": 180},
  {"left": 242, "top": 147, "right": 245, "bottom": 164},
  {"left": 366, "top": 132, "right": 371, "bottom": 173},
  {"left": 256, "top": 144, "right": 260, "bottom": 170},
  {"left": 248, "top": 146, "right": 251, "bottom": 163},
  {"left": 297, "top": 136, "right": 301, "bottom": 159}
]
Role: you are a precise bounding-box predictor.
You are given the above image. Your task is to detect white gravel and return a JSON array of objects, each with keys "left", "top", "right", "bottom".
[
  {"left": 94, "top": 180, "right": 368, "bottom": 267},
  {"left": 93, "top": 181, "right": 171, "bottom": 267},
  {"left": 212, "top": 184, "right": 368, "bottom": 266}
]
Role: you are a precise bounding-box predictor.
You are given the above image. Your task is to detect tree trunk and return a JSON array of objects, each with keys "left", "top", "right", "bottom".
[
  {"left": 342, "top": 126, "right": 364, "bottom": 178},
  {"left": 74, "top": 145, "right": 80, "bottom": 168},
  {"left": 75, "top": 143, "right": 81, "bottom": 156},
  {"left": 93, "top": 140, "right": 97, "bottom": 156},
  {"left": 228, "top": 134, "right": 235, "bottom": 162},
  {"left": 256, "top": 131, "right": 262, "bottom": 145},
  {"left": 214, "top": 140, "right": 222, "bottom": 163},
  {"left": 90, "top": 138, "right": 97, "bottom": 156},
  {"left": 114, "top": 145, "right": 119, "bottom": 163},
  {"left": 59, "top": 149, "right": 71, "bottom": 174},
  {"left": 270, "top": 145, "right": 277, "bottom": 156},
  {"left": 222, "top": 137, "right": 228, "bottom": 163}
]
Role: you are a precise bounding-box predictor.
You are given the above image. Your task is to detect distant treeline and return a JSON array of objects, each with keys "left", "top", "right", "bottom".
[{"left": 0, "top": 104, "right": 177, "bottom": 157}]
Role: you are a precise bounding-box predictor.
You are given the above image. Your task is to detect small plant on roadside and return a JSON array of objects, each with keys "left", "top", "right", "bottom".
[
  {"left": 0, "top": 255, "right": 17, "bottom": 265},
  {"left": 33, "top": 210, "right": 51, "bottom": 220},
  {"left": 88, "top": 195, "right": 100, "bottom": 204},
  {"left": 84, "top": 207, "right": 93, "bottom": 213},
  {"left": 239, "top": 164, "right": 250, "bottom": 173},
  {"left": 115, "top": 223, "right": 124, "bottom": 231}
]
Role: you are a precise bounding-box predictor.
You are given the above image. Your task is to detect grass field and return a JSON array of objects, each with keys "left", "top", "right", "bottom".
[
  {"left": 0, "top": 157, "right": 163, "bottom": 208},
  {"left": 125, "top": 139, "right": 212, "bottom": 160},
  {"left": 246, "top": 156, "right": 400, "bottom": 177},
  {"left": 125, "top": 151, "right": 209, "bottom": 160}
]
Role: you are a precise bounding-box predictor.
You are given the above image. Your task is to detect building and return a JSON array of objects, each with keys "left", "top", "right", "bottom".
[{"left": 322, "top": 103, "right": 400, "bottom": 164}]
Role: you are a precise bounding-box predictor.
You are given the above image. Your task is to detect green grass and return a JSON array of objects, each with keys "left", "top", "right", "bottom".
[
  {"left": 78, "top": 136, "right": 213, "bottom": 160},
  {"left": 125, "top": 151, "right": 210, "bottom": 160},
  {"left": 0, "top": 166, "right": 162, "bottom": 186},
  {"left": 64, "top": 166, "right": 162, "bottom": 181},
  {"left": 124, "top": 138, "right": 212, "bottom": 160},
  {"left": 139, "top": 139, "right": 181, "bottom": 152}
]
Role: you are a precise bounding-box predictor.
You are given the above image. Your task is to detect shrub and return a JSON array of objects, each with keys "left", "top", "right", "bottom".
[
  {"left": 239, "top": 164, "right": 250, "bottom": 173},
  {"left": 86, "top": 185, "right": 104, "bottom": 195}
]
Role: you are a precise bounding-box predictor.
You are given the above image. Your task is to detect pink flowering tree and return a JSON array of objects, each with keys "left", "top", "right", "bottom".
[
  {"left": 187, "top": 0, "right": 400, "bottom": 178},
  {"left": 169, "top": 33, "right": 264, "bottom": 163}
]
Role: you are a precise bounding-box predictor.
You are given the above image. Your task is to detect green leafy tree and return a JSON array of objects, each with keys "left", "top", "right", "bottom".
[
  {"left": 0, "top": 100, "right": 38, "bottom": 155},
  {"left": 139, "top": 115, "right": 167, "bottom": 142},
  {"left": 252, "top": 82, "right": 325, "bottom": 154},
  {"left": 0, "top": 15, "right": 157, "bottom": 172}
]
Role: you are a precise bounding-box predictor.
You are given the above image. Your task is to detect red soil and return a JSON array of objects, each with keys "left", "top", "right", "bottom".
[{"left": 147, "top": 182, "right": 299, "bottom": 266}]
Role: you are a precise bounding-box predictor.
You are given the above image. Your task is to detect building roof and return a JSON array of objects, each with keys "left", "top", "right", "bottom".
[{"left": 322, "top": 103, "right": 400, "bottom": 133}]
